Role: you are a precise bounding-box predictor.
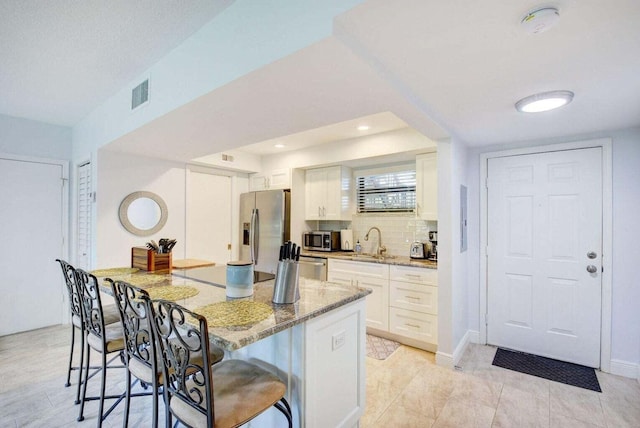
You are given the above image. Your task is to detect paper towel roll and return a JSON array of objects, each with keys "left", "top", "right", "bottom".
[{"left": 340, "top": 229, "right": 354, "bottom": 251}]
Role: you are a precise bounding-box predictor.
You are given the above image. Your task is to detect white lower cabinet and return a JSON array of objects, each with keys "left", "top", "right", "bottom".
[
  {"left": 389, "top": 264, "right": 438, "bottom": 347},
  {"left": 232, "top": 298, "right": 366, "bottom": 427},
  {"left": 389, "top": 280, "right": 438, "bottom": 314},
  {"left": 389, "top": 308, "right": 438, "bottom": 344},
  {"left": 328, "top": 259, "right": 389, "bottom": 331},
  {"left": 328, "top": 260, "right": 438, "bottom": 349},
  {"left": 305, "top": 299, "right": 366, "bottom": 428}
]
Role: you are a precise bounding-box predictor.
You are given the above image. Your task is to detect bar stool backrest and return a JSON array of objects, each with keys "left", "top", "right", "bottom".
[
  {"left": 109, "top": 280, "right": 156, "bottom": 377},
  {"left": 147, "top": 299, "right": 215, "bottom": 426},
  {"left": 56, "top": 259, "right": 83, "bottom": 322},
  {"left": 74, "top": 268, "right": 107, "bottom": 342}
]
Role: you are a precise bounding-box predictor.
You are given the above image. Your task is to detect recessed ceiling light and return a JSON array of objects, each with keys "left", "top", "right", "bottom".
[
  {"left": 515, "top": 90, "right": 574, "bottom": 113},
  {"left": 274, "top": 143, "right": 285, "bottom": 148},
  {"left": 357, "top": 125, "right": 370, "bottom": 131},
  {"left": 521, "top": 7, "right": 560, "bottom": 34}
]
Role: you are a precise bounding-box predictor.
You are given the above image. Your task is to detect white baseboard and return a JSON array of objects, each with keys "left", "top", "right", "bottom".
[
  {"left": 468, "top": 330, "right": 480, "bottom": 344},
  {"left": 436, "top": 329, "right": 475, "bottom": 369},
  {"left": 609, "top": 359, "right": 639, "bottom": 379},
  {"left": 435, "top": 351, "right": 453, "bottom": 368}
]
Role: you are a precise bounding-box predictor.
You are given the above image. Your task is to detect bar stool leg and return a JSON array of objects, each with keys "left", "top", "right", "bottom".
[
  {"left": 65, "top": 324, "right": 75, "bottom": 387},
  {"left": 75, "top": 327, "right": 85, "bottom": 404},
  {"left": 123, "top": 363, "right": 132, "bottom": 428},
  {"left": 97, "top": 351, "right": 107, "bottom": 428},
  {"left": 78, "top": 342, "right": 91, "bottom": 422}
]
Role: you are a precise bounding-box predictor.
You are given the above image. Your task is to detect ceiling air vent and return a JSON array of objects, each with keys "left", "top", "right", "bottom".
[{"left": 131, "top": 79, "right": 149, "bottom": 110}]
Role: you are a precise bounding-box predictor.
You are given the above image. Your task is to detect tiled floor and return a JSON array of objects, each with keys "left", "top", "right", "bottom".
[
  {"left": 1, "top": 325, "right": 639, "bottom": 427},
  {"left": 363, "top": 343, "right": 640, "bottom": 427}
]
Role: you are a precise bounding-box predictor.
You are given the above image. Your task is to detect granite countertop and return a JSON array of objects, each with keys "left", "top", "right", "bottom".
[
  {"left": 300, "top": 250, "right": 438, "bottom": 269},
  {"left": 96, "top": 266, "right": 371, "bottom": 351}
]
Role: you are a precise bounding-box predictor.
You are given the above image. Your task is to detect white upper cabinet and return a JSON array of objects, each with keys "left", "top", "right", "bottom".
[
  {"left": 249, "top": 168, "right": 291, "bottom": 191},
  {"left": 415, "top": 153, "right": 437, "bottom": 220},
  {"left": 305, "top": 166, "right": 354, "bottom": 221}
]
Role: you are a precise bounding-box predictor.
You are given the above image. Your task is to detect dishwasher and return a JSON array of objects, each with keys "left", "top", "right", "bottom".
[{"left": 298, "top": 255, "right": 327, "bottom": 281}]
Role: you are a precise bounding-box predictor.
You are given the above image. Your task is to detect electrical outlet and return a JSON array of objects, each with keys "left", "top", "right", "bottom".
[{"left": 332, "top": 330, "right": 346, "bottom": 351}]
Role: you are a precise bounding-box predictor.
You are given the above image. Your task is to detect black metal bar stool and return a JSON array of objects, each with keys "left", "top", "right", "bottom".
[
  {"left": 147, "top": 298, "right": 293, "bottom": 428},
  {"left": 75, "top": 268, "right": 129, "bottom": 427},
  {"left": 108, "top": 279, "right": 226, "bottom": 428},
  {"left": 55, "top": 259, "right": 120, "bottom": 405}
]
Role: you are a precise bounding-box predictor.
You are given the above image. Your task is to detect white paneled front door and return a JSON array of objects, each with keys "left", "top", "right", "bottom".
[{"left": 487, "top": 147, "right": 603, "bottom": 367}]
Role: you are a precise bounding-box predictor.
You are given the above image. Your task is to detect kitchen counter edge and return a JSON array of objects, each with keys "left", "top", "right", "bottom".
[{"left": 300, "top": 250, "right": 437, "bottom": 269}]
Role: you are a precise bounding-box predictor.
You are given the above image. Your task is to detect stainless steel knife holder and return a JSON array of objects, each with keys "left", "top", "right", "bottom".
[{"left": 272, "top": 260, "right": 300, "bottom": 304}]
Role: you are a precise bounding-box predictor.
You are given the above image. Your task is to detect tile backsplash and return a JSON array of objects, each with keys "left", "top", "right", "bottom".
[{"left": 350, "top": 214, "right": 436, "bottom": 257}]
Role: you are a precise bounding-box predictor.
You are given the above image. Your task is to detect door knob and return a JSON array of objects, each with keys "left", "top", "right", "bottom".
[
  {"left": 587, "top": 251, "right": 597, "bottom": 259},
  {"left": 586, "top": 265, "right": 598, "bottom": 273}
]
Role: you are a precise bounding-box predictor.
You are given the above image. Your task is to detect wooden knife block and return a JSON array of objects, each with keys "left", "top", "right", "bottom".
[{"left": 131, "top": 247, "right": 172, "bottom": 273}]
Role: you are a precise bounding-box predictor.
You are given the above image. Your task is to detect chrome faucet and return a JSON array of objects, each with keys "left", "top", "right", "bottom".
[{"left": 364, "top": 226, "right": 387, "bottom": 258}]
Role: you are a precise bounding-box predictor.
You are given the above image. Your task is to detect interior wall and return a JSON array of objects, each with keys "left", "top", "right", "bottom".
[
  {"left": 465, "top": 127, "right": 640, "bottom": 374},
  {"left": 96, "top": 150, "right": 187, "bottom": 268},
  {"left": 95, "top": 150, "right": 250, "bottom": 269},
  {"left": 435, "top": 140, "right": 453, "bottom": 365},
  {"left": 450, "top": 138, "right": 469, "bottom": 358},
  {"left": 0, "top": 114, "right": 71, "bottom": 160},
  {"left": 610, "top": 128, "right": 640, "bottom": 369}
]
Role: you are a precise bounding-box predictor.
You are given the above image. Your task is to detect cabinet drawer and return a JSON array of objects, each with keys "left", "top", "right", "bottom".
[
  {"left": 389, "top": 265, "right": 437, "bottom": 285},
  {"left": 328, "top": 259, "right": 389, "bottom": 279},
  {"left": 327, "top": 273, "right": 353, "bottom": 286},
  {"left": 389, "top": 308, "right": 437, "bottom": 344},
  {"left": 390, "top": 281, "right": 437, "bottom": 315}
]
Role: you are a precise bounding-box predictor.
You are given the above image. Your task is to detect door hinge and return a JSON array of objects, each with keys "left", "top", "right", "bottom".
[{"left": 227, "top": 243, "right": 232, "bottom": 250}]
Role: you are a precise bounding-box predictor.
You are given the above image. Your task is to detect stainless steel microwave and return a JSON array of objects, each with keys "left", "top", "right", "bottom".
[{"left": 302, "top": 231, "right": 340, "bottom": 252}]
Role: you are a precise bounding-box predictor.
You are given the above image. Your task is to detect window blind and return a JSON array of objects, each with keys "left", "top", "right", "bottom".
[
  {"left": 77, "top": 162, "right": 92, "bottom": 269},
  {"left": 356, "top": 170, "right": 416, "bottom": 213}
]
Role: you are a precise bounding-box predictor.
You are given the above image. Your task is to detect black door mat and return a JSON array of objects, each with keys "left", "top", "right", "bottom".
[{"left": 492, "top": 348, "right": 601, "bottom": 392}]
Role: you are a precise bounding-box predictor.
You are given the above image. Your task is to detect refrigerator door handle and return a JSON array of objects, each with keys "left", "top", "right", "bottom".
[{"left": 250, "top": 208, "right": 259, "bottom": 264}]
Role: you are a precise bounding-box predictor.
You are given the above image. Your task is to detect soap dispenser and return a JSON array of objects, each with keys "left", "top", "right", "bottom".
[{"left": 355, "top": 240, "right": 362, "bottom": 254}]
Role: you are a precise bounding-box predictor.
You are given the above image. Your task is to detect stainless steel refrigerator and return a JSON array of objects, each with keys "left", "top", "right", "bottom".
[{"left": 240, "top": 189, "right": 290, "bottom": 274}]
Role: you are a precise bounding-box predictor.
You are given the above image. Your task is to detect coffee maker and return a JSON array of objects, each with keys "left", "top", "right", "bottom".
[{"left": 428, "top": 231, "right": 437, "bottom": 261}]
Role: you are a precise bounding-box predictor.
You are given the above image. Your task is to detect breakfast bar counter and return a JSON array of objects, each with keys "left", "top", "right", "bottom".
[{"left": 94, "top": 265, "right": 371, "bottom": 428}]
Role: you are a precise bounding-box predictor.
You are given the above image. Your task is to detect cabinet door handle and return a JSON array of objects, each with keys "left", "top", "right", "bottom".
[
  {"left": 318, "top": 206, "right": 321, "bottom": 217},
  {"left": 322, "top": 206, "right": 326, "bottom": 217},
  {"left": 405, "top": 295, "right": 420, "bottom": 301},
  {"left": 405, "top": 323, "right": 420, "bottom": 329},
  {"left": 404, "top": 273, "right": 421, "bottom": 278}
]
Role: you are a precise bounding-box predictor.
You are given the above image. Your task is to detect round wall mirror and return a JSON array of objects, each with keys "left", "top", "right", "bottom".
[{"left": 118, "top": 191, "right": 168, "bottom": 236}]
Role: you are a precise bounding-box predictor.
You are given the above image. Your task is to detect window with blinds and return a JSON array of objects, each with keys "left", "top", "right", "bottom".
[{"left": 356, "top": 169, "right": 416, "bottom": 213}]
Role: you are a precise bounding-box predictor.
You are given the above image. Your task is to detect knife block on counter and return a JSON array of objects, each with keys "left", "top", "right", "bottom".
[{"left": 131, "top": 247, "right": 172, "bottom": 273}]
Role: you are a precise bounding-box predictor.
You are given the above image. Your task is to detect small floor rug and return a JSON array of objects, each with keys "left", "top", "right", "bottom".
[
  {"left": 366, "top": 334, "right": 401, "bottom": 360},
  {"left": 492, "top": 348, "right": 601, "bottom": 392}
]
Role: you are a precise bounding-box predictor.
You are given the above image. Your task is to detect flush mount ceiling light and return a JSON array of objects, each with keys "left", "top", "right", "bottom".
[
  {"left": 515, "top": 90, "right": 574, "bottom": 113},
  {"left": 274, "top": 143, "right": 285, "bottom": 148},
  {"left": 357, "top": 125, "right": 370, "bottom": 131},
  {"left": 521, "top": 6, "right": 560, "bottom": 34}
]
